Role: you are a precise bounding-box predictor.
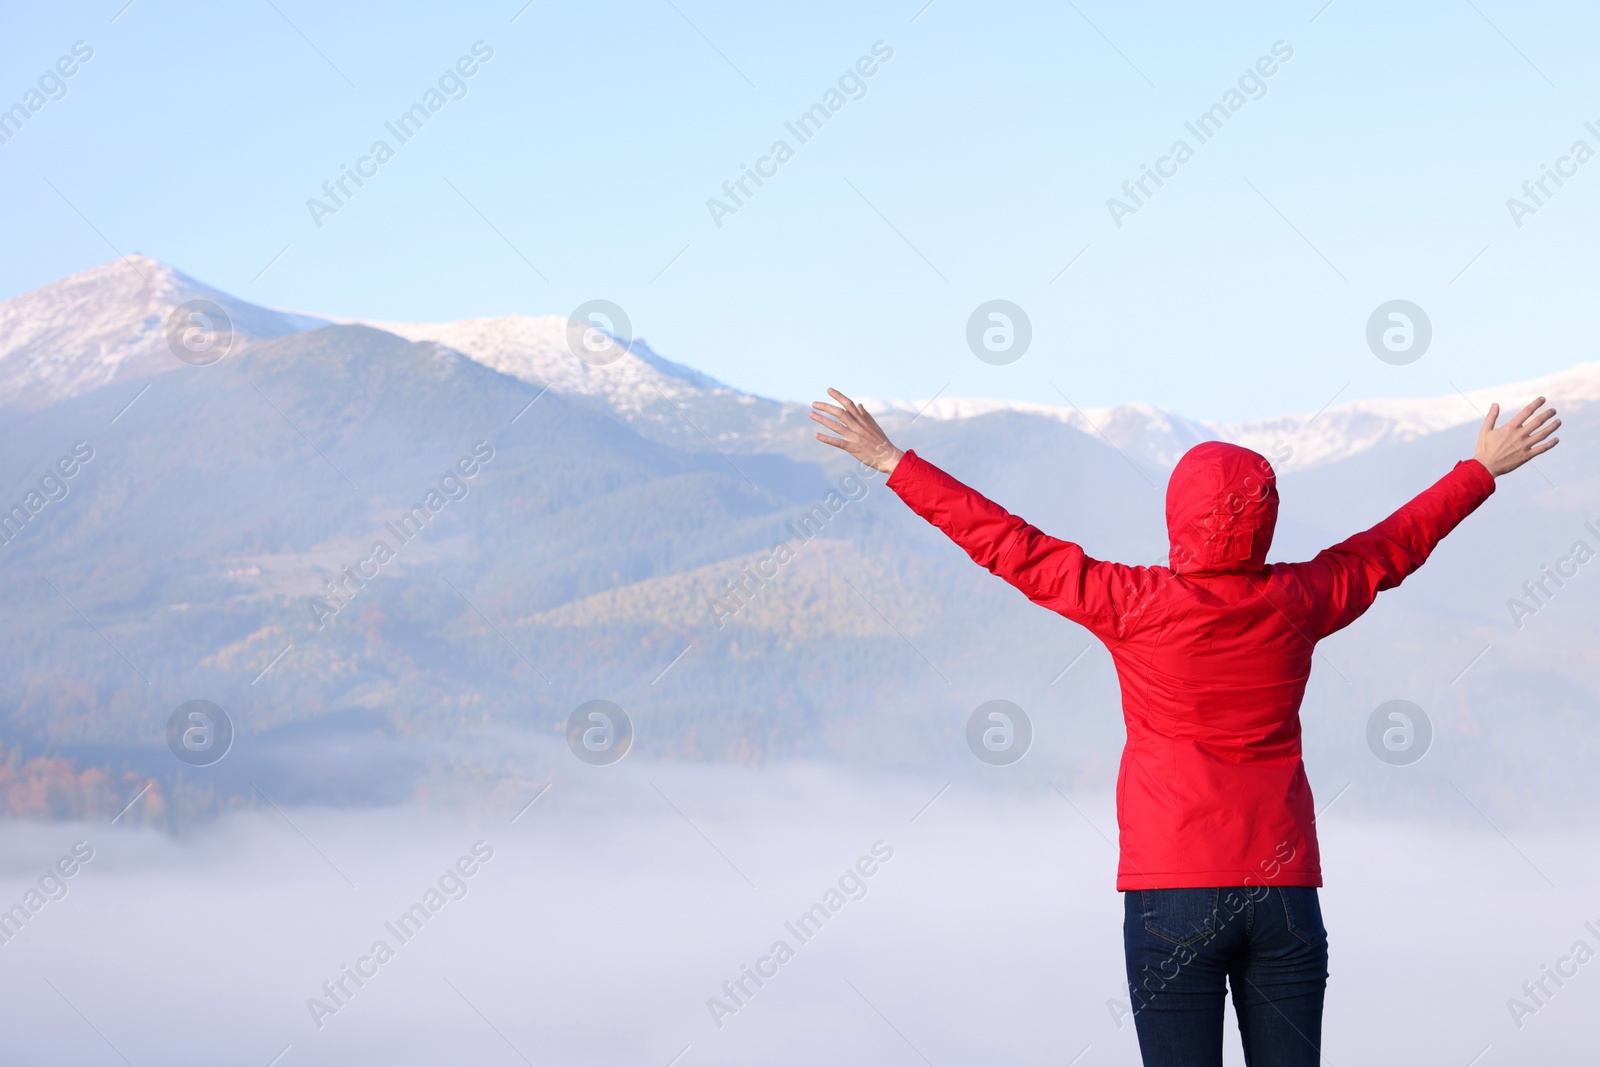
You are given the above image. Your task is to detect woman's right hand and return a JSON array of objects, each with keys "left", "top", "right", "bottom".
[
  {"left": 1474, "top": 396, "right": 1560, "bottom": 478},
  {"left": 811, "top": 388, "right": 904, "bottom": 475}
]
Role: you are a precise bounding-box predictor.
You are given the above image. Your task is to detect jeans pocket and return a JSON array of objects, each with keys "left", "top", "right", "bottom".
[
  {"left": 1140, "top": 888, "right": 1219, "bottom": 947},
  {"left": 1278, "top": 886, "right": 1327, "bottom": 948}
]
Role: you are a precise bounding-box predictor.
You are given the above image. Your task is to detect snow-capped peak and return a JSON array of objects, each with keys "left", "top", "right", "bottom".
[
  {"left": 360, "top": 313, "right": 732, "bottom": 414},
  {"left": 0, "top": 254, "right": 323, "bottom": 410},
  {"left": 1220, "top": 361, "right": 1600, "bottom": 471}
]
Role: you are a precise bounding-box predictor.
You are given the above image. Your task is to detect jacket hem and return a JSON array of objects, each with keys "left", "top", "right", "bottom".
[{"left": 1116, "top": 869, "right": 1323, "bottom": 891}]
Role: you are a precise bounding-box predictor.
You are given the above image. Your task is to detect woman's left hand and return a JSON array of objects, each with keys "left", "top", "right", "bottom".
[{"left": 810, "top": 388, "right": 903, "bottom": 475}]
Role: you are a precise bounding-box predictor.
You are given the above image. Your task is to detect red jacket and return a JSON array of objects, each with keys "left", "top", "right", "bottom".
[{"left": 886, "top": 441, "right": 1496, "bottom": 890}]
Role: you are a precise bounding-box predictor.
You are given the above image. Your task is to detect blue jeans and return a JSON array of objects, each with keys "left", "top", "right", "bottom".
[{"left": 1123, "top": 886, "right": 1328, "bottom": 1066}]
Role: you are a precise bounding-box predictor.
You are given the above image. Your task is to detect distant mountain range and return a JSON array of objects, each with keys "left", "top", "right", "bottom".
[
  {"left": 1, "top": 256, "right": 1596, "bottom": 826},
  {"left": 13, "top": 256, "right": 1599, "bottom": 470}
]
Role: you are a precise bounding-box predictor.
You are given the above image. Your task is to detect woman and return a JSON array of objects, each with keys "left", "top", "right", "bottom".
[{"left": 810, "top": 388, "right": 1559, "bottom": 1066}]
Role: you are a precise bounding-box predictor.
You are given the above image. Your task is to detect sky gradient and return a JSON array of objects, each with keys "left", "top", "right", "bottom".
[{"left": 2, "top": 0, "right": 1595, "bottom": 421}]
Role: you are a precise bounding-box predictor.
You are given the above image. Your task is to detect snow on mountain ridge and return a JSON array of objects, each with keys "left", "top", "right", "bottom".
[
  {"left": 361, "top": 313, "right": 734, "bottom": 415},
  {"left": 0, "top": 254, "right": 179, "bottom": 407},
  {"left": 0, "top": 254, "right": 324, "bottom": 410},
  {"left": 865, "top": 361, "right": 1600, "bottom": 472},
  {"left": 1221, "top": 362, "right": 1600, "bottom": 470}
]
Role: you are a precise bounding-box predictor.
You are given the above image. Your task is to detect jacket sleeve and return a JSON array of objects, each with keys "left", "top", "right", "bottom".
[
  {"left": 884, "top": 449, "right": 1151, "bottom": 638},
  {"left": 1294, "top": 459, "right": 1496, "bottom": 640}
]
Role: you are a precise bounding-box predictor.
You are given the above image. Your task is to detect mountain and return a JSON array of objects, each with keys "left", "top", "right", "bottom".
[
  {"left": 0, "top": 254, "right": 324, "bottom": 411},
  {"left": 0, "top": 257, "right": 1596, "bottom": 829},
  {"left": 9, "top": 255, "right": 1595, "bottom": 474},
  {"left": 368, "top": 315, "right": 1600, "bottom": 474}
]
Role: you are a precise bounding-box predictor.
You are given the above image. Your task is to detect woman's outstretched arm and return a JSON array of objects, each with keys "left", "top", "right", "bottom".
[
  {"left": 810, "top": 388, "right": 1151, "bottom": 637},
  {"left": 1299, "top": 396, "right": 1560, "bottom": 639}
]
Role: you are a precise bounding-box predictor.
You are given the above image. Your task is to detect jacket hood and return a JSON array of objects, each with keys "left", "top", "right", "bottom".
[{"left": 1166, "top": 441, "right": 1278, "bottom": 574}]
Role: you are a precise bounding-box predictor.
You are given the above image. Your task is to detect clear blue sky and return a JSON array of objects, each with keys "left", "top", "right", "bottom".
[{"left": 2, "top": 0, "right": 1595, "bottom": 421}]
